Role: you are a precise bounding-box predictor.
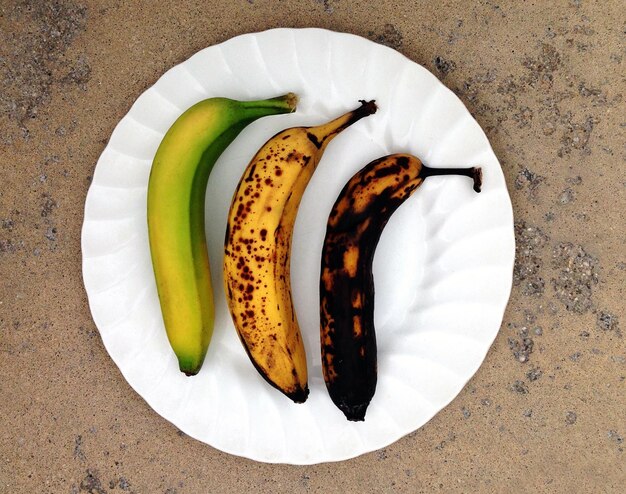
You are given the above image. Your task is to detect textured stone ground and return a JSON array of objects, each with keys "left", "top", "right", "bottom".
[{"left": 1, "top": 1, "right": 624, "bottom": 492}]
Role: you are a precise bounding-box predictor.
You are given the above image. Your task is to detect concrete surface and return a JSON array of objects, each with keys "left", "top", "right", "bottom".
[{"left": 1, "top": 0, "right": 624, "bottom": 492}]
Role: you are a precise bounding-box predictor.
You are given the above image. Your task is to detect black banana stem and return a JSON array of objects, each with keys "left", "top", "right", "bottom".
[
  {"left": 331, "top": 100, "right": 378, "bottom": 135},
  {"left": 420, "top": 165, "right": 482, "bottom": 193}
]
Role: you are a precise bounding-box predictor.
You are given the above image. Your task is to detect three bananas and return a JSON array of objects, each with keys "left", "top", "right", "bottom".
[{"left": 148, "top": 92, "right": 482, "bottom": 420}]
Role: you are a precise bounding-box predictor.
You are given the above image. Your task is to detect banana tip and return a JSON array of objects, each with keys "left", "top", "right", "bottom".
[
  {"left": 339, "top": 402, "right": 369, "bottom": 422},
  {"left": 178, "top": 359, "right": 201, "bottom": 376},
  {"left": 287, "top": 385, "right": 310, "bottom": 404}
]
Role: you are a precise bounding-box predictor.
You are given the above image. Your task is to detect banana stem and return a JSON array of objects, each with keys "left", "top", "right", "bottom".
[
  {"left": 420, "top": 165, "right": 482, "bottom": 193},
  {"left": 307, "top": 100, "right": 378, "bottom": 146},
  {"left": 240, "top": 92, "right": 298, "bottom": 113}
]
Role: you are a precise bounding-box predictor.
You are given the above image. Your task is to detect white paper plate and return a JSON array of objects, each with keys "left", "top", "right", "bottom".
[{"left": 81, "top": 28, "right": 514, "bottom": 464}]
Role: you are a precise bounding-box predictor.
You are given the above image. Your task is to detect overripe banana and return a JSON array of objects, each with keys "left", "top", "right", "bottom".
[
  {"left": 224, "top": 100, "right": 378, "bottom": 402},
  {"left": 148, "top": 93, "right": 297, "bottom": 376},
  {"left": 320, "top": 154, "right": 482, "bottom": 420}
]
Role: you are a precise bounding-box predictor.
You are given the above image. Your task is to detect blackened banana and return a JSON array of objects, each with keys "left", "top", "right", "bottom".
[{"left": 320, "top": 154, "right": 482, "bottom": 421}]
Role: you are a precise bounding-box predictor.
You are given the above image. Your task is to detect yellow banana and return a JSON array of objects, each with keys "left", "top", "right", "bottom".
[
  {"left": 148, "top": 93, "right": 297, "bottom": 376},
  {"left": 224, "top": 101, "right": 378, "bottom": 402}
]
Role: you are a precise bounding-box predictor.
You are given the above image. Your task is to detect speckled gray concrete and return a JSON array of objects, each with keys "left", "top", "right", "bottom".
[{"left": 1, "top": 1, "right": 624, "bottom": 492}]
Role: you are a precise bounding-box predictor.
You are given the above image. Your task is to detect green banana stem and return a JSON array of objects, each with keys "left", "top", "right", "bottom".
[{"left": 240, "top": 92, "right": 298, "bottom": 112}]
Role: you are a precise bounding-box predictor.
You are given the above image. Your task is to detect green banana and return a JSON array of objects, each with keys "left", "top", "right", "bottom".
[{"left": 148, "top": 93, "right": 297, "bottom": 375}]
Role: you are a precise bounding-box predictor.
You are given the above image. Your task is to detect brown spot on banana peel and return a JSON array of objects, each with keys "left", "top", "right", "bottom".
[
  {"left": 245, "top": 164, "right": 257, "bottom": 182},
  {"left": 307, "top": 132, "right": 322, "bottom": 148},
  {"left": 320, "top": 154, "right": 482, "bottom": 421}
]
